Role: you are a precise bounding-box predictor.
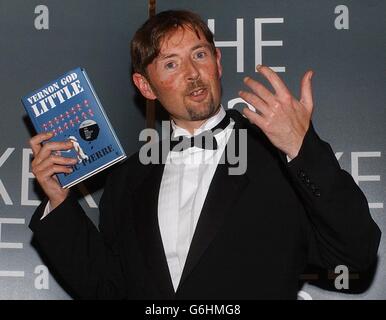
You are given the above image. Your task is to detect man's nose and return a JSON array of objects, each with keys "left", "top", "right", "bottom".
[{"left": 185, "top": 60, "right": 200, "bottom": 81}]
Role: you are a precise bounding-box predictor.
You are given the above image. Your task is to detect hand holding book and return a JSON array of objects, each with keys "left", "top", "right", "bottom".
[
  {"left": 29, "top": 132, "right": 77, "bottom": 209},
  {"left": 22, "top": 67, "right": 127, "bottom": 196}
]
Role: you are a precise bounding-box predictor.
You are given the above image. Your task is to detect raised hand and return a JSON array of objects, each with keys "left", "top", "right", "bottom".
[
  {"left": 29, "top": 132, "right": 77, "bottom": 209},
  {"left": 239, "top": 65, "right": 314, "bottom": 159}
]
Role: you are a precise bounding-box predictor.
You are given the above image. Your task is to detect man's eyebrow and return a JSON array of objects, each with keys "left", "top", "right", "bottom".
[
  {"left": 158, "top": 53, "right": 178, "bottom": 61},
  {"left": 191, "top": 44, "right": 211, "bottom": 52},
  {"left": 157, "top": 44, "right": 212, "bottom": 61}
]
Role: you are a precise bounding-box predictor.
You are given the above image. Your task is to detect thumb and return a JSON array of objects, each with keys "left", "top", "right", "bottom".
[{"left": 300, "top": 70, "right": 314, "bottom": 111}]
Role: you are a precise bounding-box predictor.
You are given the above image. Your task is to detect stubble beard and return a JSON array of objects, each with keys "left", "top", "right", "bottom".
[
  {"left": 186, "top": 96, "right": 218, "bottom": 121},
  {"left": 185, "top": 80, "right": 220, "bottom": 121}
]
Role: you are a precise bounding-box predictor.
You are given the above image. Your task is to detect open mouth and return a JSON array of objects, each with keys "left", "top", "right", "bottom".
[
  {"left": 190, "top": 88, "right": 206, "bottom": 96},
  {"left": 188, "top": 87, "right": 208, "bottom": 102}
]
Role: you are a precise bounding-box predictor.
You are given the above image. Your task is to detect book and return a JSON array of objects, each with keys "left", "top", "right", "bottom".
[{"left": 22, "top": 67, "right": 127, "bottom": 188}]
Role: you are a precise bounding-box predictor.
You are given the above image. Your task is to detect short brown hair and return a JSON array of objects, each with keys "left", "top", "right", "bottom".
[{"left": 131, "top": 10, "right": 216, "bottom": 76}]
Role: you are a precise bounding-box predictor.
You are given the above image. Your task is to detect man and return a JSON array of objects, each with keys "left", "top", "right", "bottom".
[{"left": 29, "top": 10, "right": 381, "bottom": 299}]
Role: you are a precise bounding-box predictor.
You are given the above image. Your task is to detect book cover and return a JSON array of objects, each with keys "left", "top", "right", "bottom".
[{"left": 22, "top": 67, "right": 127, "bottom": 188}]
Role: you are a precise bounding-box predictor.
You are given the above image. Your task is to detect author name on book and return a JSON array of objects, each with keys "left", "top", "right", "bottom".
[{"left": 63, "top": 144, "right": 114, "bottom": 176}]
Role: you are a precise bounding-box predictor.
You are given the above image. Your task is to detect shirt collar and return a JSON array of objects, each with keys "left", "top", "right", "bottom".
[{"left": 171, "top": 106, "right": 226, "bottom": 138}]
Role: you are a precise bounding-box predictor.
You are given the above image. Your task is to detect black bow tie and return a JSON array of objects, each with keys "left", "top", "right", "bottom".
[{"left": 170, "top": 113, "right": 231, "bottom": 152}]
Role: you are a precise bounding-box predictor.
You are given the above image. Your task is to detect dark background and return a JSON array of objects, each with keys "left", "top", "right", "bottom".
[{"left": 0, "top": 0, "right": 384, "bottom": 299}]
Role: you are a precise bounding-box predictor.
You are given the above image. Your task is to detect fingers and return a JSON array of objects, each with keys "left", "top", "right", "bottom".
[
  {"left": 35, "top": 163, "right": 74, "bottom": 181},
  {"left": 33, "top": 140, "right": 74, "bottom": 167},
  {"left": 242, "top": 76, "right": 277, "bottom": 106},
  {"left": 35, "top": 155, "right": 77, "bottom": 174},
  {"left": 242, "top": 106, "right": 266, "bottom": 130},
  {"left": 300, "top": 70, "right": 314, "bottom": 112},
  {"left": 29, "top": 132, "right": 53, "bottom": 156},
  {"left": 32, "top": 155, "right": 77, "bottom": 182},
  {"left": 242, "top": 66, "right": 314, "bottom": 113},
  {"left": 255, "top": 65, "right": 291, "bottom": 100},
  {"left": 238, "top": 90, "right": 270, "bottom": 116}
]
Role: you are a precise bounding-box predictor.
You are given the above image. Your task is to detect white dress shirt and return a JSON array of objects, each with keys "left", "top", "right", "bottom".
[{"left": 158, "top": 107, "right": 234, "bottom": 291}]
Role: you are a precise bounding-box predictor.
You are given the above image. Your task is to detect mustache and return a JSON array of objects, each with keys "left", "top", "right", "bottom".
[{"left": 185, "top": 80, "right": 207, "bottom": 95}]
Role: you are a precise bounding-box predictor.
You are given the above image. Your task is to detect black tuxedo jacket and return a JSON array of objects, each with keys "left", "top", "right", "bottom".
[{"left": 30, "top": 110, "right": 381, "bottom": 299}]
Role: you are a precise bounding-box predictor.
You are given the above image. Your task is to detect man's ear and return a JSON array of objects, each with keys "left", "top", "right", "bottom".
[{"left": 132, "top": 73, "right": 157, "bottom": 100}]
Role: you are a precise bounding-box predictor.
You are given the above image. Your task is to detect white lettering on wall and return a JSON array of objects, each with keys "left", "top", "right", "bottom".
[
  {"left": 207, "top": 18, "right": 285, "bottom": 73},
  {"left": 0, "top": 148, "right": 15, "bottom": 205},
  {"left": 255, "top": 18, "right": 285, "bottom": 73},
  {"left": 334, "top": 5, "right": 349, "bottom": 30},
  {"left": 227, "top": 97, "right": 254, "bottom": 112},
  {"left": 21, "top": 148, "right": 40, "bottom": 206},
  {"left": 351, "top": 152, "right": 382, "bottom": 209},
  {"left": 0, "top": 271, "right": 25, "bottom": 277},
  {"left": 0, "top": 218, "right": 25, "bottom": 249},
  {"left": 34, "top": 265, "right": 49, "bottom": 289},
  {"left": 34, "top": 5, "right": 49, "bottom": 30},
  {"left": 208, "top": 18, "right": 244, "bottom": 72},
  {"left": 335, "top": 152, "right": 343, "bottom": 161},
  {"left": 334, "top": 265, "right": 349, "bottom": 289}
]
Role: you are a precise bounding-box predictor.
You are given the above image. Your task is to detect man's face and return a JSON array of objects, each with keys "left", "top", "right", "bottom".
[{"left": 133, "top": 26, "right": 223, "bottom": 131}]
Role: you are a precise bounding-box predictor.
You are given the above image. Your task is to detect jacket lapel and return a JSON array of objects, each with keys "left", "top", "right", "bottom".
[
  {"left": 178, "top": 115, "right": 249, "bottom": 290},
  {"left": 131, "top": 162, "right": 175, "bottom": 299}
]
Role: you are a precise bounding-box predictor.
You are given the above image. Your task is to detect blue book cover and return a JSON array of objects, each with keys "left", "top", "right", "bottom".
[{"left": 22, "top": 67, "right": 127, "bottom": 188}]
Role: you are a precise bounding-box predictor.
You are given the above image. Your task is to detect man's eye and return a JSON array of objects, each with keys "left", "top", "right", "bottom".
[
  {"left": 165, "top": 62, "right": 176, "bottom": 70},
  {"left": 195, "top": 51, "right": 206, "bottom": 59}
]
